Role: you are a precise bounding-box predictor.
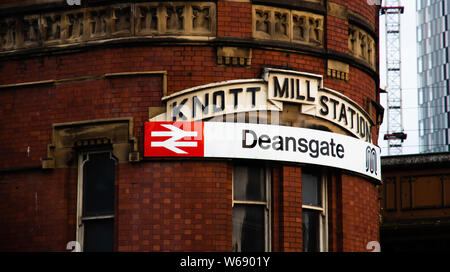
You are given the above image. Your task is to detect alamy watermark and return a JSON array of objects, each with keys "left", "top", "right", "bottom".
[
  {"left": 66, "top": 0, "right": 81, "bottom": 6},
  {"left": 66, "top": 240, "right": 381, "bottom": 252},
  {"left": 66, "top": 241, "right": 81, "bottom": 252},
  {"left": 367, "top": 0, "right": 382, "bottom": 5},
  {"left": 366, "top": 241, "right": 381, "bottom": 252}
]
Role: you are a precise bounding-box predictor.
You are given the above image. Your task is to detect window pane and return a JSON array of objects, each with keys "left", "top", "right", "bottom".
[
  {"left": 302, "top": 209, "right": 320, "bottom": 252},
  {"left": 233, "top": 165, "right": 265, "bottom": 202},
  {"left": 302, "top": 172, "right": 321, "bottom": 207},
  {"left": 232, "top": 205, "right": 265, "bottom": 252},
  {"left": 83, "top": 152, "right": 115, "bottom": 216},
  {"left": 83, "top": 218, "right": 114, "bottom": 252}
]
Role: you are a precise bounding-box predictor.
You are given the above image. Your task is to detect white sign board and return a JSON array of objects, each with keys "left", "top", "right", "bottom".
[
  {"left": 145, "top": 122, "right": 381, "bottom": 182},
  {"left": 151, "top": 68, "right": 375, "bottom": 143}
]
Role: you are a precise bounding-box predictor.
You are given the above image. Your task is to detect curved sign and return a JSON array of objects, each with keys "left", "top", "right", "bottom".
[
  {"left": 151, "top": 68, "right": 375, "bottom": 143},
  {"left": 145, "top": 121, "right": 381, "bottom": 182}
]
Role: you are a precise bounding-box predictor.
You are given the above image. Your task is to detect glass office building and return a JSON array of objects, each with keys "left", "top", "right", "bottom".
[{"left": 417, "top": 0, "right": 450, "bottom": 153}]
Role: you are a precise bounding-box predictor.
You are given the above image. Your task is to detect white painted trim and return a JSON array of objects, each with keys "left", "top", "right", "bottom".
[
  {"left": 232, "top": 164, "right": 271, "bottom": 252},
  {"left": 76, "top": 153, "right": 89, "bottom": 252},
  {"left": 81, "top": 215, "right": 115, "bottom": 221},
  {"left": 161, "top": 79, "right": 266, "bottom": 101},
  {"left": 302, "top": 172, "right": 328, "bottom": 252},
  {"left": 262, "top": 67, "right": 324, "bottom": 88},
  {"left": 76, "top": 151, "right": 117, "bottom": 252},
  {"left": 302, "top": 205, "right": 324, "bottom": 212}
]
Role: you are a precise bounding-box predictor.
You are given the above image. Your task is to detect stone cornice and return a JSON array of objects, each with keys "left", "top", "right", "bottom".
[
  {"left": 0, "top": 1, "right": 217, "bottom": 52},
  {"left": 0, "top": 0, "right": 378, "bottom": 80}
]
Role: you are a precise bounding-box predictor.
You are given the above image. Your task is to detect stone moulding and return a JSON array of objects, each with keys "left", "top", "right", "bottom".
[
  {"left": 42, "top": 117, "right": 140, "bottom": 169},
  {"left": 327, "top": 59, "right": 349, "bottom": 81},
  {"left": 0, "top": 70, "right": 168, "bottom": 96},
  {"left": 0, "top": 1, "right": 217, "bottom": 52}
]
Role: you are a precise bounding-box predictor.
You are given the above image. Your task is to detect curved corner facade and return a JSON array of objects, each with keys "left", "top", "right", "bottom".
[{"left": 0, "top": 0, "right": 382, "bottom": 252}]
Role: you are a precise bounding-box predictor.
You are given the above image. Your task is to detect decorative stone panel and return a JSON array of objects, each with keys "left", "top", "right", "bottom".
[
  {"left": 111, "top": 4, "right": 133, "bottom": 36},
  {"left": 135, "top": 2, "right": 216, "bottom": 36},
  {"left": 42, "top": 13, "right": 62, "bottom": 45},
  {"left": 217, "top": 46, "right": 252, "bottom": 67},
  {"left": 0, "top": 2, "right": 216, "bottom": 53},
  {"left": 253, "top": 5, "right": 324, "bottom": 47},
  {"left": 348, "top": 24, "right": 376, "bottom": 69},
  {"left": 136, "top": 5, "right": 158, "bottom": 35},
  {"left": 327, "top": 59, "right": 349, "bottom": 81},
  {"left": 292, "top": 10, "right": 323, "bottom": 46},
  {"left": 0, "top": 18, "right": 17, "bottom": 50},
  {"left": 64, "top": 10, "right": 85, "bottom": 42},
  {"left": 22, "top": 15, "right": 41, "bottom": 48},
  {"left": 88, "top": 7, "right": 111, "bottom": 40}
]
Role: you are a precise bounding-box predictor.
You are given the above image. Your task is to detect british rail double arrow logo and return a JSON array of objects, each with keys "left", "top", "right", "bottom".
[{"left": 145, "top": 122, "right": 204, "bottom": 157}]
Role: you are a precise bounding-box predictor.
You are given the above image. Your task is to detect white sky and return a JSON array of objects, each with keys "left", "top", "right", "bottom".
[{"left": 378, "top": 0, "right": 419, "bottom": 155}]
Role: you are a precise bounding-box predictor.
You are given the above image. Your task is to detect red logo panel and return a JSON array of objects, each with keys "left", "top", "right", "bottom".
[{"left": 144, "top": 122, "right": 204, "bottom": 157}]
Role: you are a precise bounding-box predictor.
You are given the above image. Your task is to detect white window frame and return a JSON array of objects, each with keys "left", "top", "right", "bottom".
[
  {"left": 76, "top": 151, "right": 116, "bottom": 252},
  {"left": 232, "top": 164, "right": 271, "bottom": 252},
  {"left": 302, "top": 173, "right": 328, "bottom": 252}
]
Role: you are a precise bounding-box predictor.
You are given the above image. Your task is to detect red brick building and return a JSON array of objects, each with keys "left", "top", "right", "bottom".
[{"left": 0, "top": 0, "right": 383, "bottom": 252}]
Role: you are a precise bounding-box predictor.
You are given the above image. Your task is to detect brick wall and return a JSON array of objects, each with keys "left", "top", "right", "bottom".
[
  {"left": 115, "top": 161, "right": 232, "bottom": 252},
  {"left": 0, "top": 0, "right": 380, "bottom": 252},
  {"left": 217, "top": 0, "right": 252, "bottom": 38},
  {"left": 0, "top": 161, "right": 232, "bottom": 252},
  {"left": 280, "top": 166, "right": 303, "bottom": 251},
  {"left": 271, "top": 165, "right": 303, "bottom": 252},
  {"left": 0, "top": 163, "right": 379, "bottom": 252},
  {"left": 326, "top": 15, "right": 350, "bottom": 54},
  {"left": 0, "top": 74, "right": 163, "bottom": 169},
  {"left": 2, "top": 46, "right": 373, "bottom": 103},
  {"left": 0, "top": 45, "right": 378, "bottom": 149},
  {"left": 327, "top": 173, "right": 343, "bottom": 252},
  {"left": 340, "top": 174, "right": 380, "bottom": 251},
  {"left": 0, "top": 168, "right": 77, "bottom": 251}
]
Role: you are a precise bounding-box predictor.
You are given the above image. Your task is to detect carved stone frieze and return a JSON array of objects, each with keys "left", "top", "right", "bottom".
[
  {"left": 0, "top": 18, "right": 17, "bottom": 50},
  {"left": 292, "top": 11, "right": 323, "bottom": 46},
  {"left": 0, "top": 2, "right": 216, "bottom": 52},
  {"left": 136, "top": 5, "right": 158, "bottom": 35},
  {"left": 111, "top": 5, "right": 132, "bottom": 36},
  {"left": 42, "top": 14, "right": 62, "bottom": 44},
  {"left": 253, "top": 5, "right": 324, "bottom": 47},
  {"left": 135, "top": 2, "right": 216, "bottom": 36},
  {"left": 348, "top": 25, "right": 376, "bottom": 69},
  {"left": 165, "top": 5, "right": 185, "bottom": 33},
  {"left": 22, "top": 15, "right": 40, "bottom": 47},
  {"left": 64, "top": 11, "right": 84, "bottom": 42},
  {"left": 192, "top": 5, "right": 212, "bottom": 33},
  {"left": 255, "top": 9, "right": 270, "bottom": 38},
  {"left": 88, "top": 8, "right": 110, "bottom": 39}
]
